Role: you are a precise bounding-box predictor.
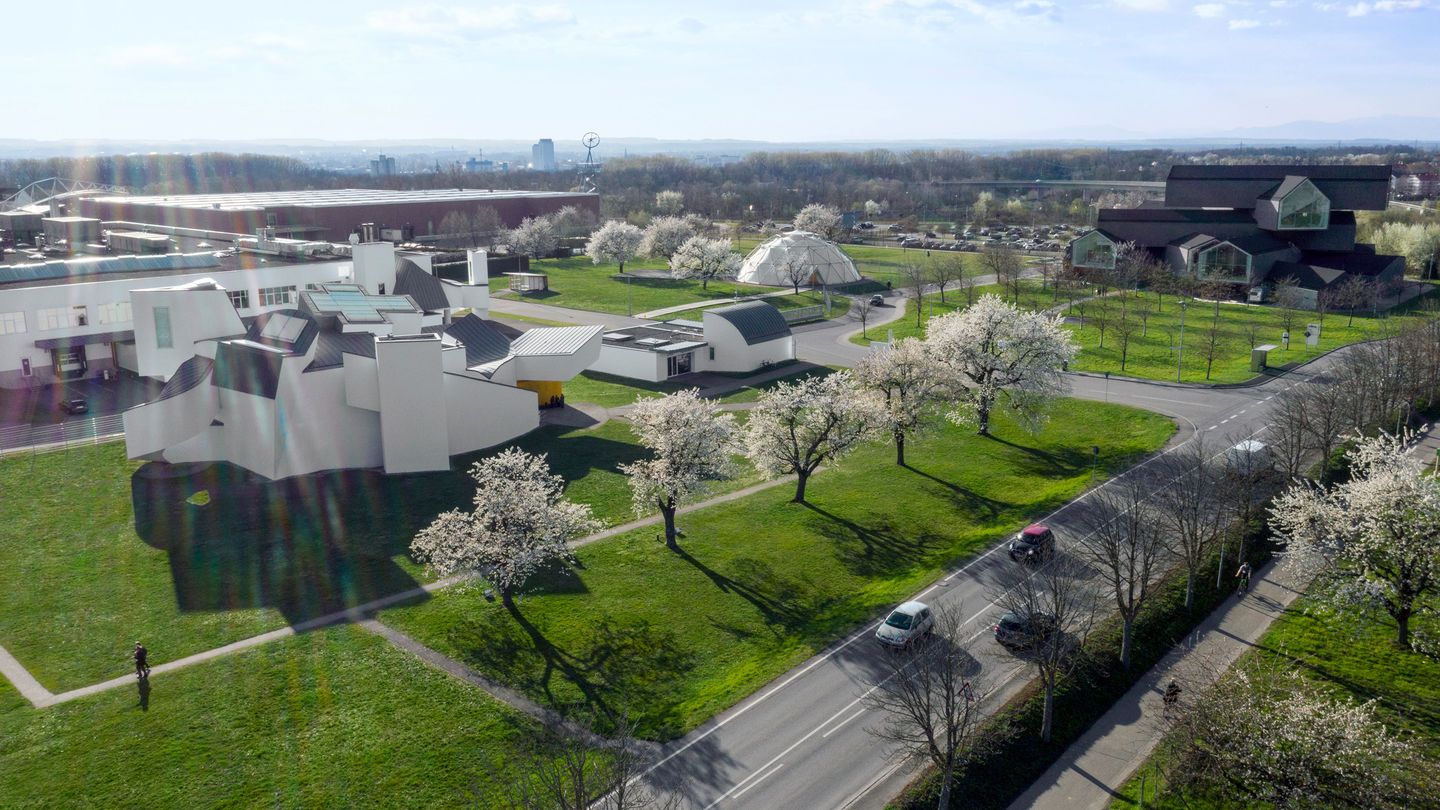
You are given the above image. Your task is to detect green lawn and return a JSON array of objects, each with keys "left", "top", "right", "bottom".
[
  {"left": 852, "top": 280, "right": 1062, "bottom": 345},
  {"left": 0, "top": 624, "right": 540, "bottom": 807},
  {"left": 491, "top": 255, "right": 781, "bottom": 316},
  {"left": 1110, "top": 599, "right": 1440, "bottom": 809},
  {"left": 0, "top": 419, "right": 703, "bottom": 691},
  {"left": 380, "top": 400, "right": 1175, "bottom": 740},
  {"left": 851, "top": 282, "right": 1437, "bottom": 385},
  {"left": 562, "top": 370, "right": 687, "bottom": 408},
  {"left": 656, "top": 289, "right": 851, "bottom": 323}
]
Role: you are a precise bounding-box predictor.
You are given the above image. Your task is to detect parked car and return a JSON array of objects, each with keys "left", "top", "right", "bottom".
[
  {"left": 1008, "top": 523, "right": 1055, "bottom": 563},
  {"left": 993, "top": 611, "right": 1058, "bottom": 649},
  {"left": 59, "top": 397, "right": 88, "bottom": 415},
  {"left": 869, "top": 293, "right": 885, "bottom": 306},
  {"left": 876, "top": 600, "right": 935, "bottom": 647}
]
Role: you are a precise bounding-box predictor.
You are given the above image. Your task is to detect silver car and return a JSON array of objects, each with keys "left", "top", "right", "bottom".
[{"left": 875, "top": 600, "right": 934, "bottom": 647}]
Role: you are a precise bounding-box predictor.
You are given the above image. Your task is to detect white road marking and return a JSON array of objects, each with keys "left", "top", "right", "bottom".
[
  {"left": 822, "top": 709, "right": 867, "bottom": 739},
  {"left": 731, "top": 763, "right": 785, "bottom": 799}
]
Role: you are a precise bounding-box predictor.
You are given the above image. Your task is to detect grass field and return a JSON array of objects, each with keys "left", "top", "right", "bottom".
[
  {"left": 853, "top": 281, "right": 1437, "bottom": 384},
  {"left": 380, "top": 400, "right": 1175, "bottom": 740},
  {"left": 655, "top": 289, "right": 851, "bottom": 322},
  {"left": 0, "top": 625, "right": 540, "bottom": 807},
  {"left": 1110, "top": 600, "right": 1440, "bottom": 809},
  {"left": 0, "top": 416, "right": 736, "bottom": 691},
  {"left": 491, "top": 255, "right": 780, "bottom": 316}
]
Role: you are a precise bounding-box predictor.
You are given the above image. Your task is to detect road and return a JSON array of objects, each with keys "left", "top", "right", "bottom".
[
  {"left": 482, "top": 288, "right": 1337, "bottom": 810},
  {"left": 628, "top": 370, "right": 1290, "bottom": 809}
]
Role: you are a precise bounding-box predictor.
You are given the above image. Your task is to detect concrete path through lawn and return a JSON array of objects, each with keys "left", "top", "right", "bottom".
[{"left": 1009, "top": 559, "right": 1307, "bottom": 810}]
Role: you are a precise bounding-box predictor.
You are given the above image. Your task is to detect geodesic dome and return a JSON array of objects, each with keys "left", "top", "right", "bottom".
[{"left": 737, "top": 231, "right": 861, "bottom": 287}]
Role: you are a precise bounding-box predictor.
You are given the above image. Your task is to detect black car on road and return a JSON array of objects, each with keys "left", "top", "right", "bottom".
[
  {"left": 994, "top": 611, "right": 1058, "bottom": 649},
  {"left": 58, "top": 398, "right": 88, "bottom": 415}
]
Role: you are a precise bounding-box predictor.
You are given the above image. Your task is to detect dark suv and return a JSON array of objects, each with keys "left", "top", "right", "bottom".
[
  {"left": 1008, "top": 524, "right": 1054, "bottom": 563},
  {"left": 994, "top": 611, "right": 1058, "bottom": 649},
  {"left": 59, "top": 398, "right": 89, "bottom": 415}
]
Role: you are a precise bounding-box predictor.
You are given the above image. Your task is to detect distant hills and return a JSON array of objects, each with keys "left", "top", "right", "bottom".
[{"left": 1, "top": 116, "right": 1437, "bottom": 161}]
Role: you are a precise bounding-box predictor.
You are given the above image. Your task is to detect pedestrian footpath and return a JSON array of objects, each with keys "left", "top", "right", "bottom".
[{"left": 1009, "top": 560, "right": 1305, "bottom": 810}]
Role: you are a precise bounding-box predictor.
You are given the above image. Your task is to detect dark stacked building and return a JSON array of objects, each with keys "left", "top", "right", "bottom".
[{"left": 1072, "top": 165, "right": 1401, "bottom": 306}]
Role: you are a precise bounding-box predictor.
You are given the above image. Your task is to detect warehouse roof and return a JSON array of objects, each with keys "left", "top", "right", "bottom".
[{"left": 83, "top": 188, "right": 596, "bottom": 212}]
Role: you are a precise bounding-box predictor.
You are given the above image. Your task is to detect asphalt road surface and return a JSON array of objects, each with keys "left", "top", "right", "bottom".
[{"left": 625, "top": 357, "right": 1341, "bottom": 809}]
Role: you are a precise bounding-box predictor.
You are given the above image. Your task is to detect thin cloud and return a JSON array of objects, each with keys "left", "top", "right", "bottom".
[
  {"left": 1229, "top": 17, "right": 1264, "bottom": 26},
  {"left": 365, "top": 4, "right": 575, "bottom": 40},
  {"left": 1194, "top": 3, "right": 1227, "bottom": 16}
]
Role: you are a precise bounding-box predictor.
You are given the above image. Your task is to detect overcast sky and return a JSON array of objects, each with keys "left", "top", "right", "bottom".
[{"left": 14, "top": 0, "right": 1438, "bottom": 142}]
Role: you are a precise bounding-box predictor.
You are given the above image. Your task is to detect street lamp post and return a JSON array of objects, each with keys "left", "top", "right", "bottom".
[{"left": 1176, "top": 299, "right": 1189, "bottom": 383}]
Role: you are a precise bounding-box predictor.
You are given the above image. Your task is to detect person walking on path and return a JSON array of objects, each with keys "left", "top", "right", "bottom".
[
  {"left": 1162, "top": 680, "right": 1182, "bottom": 719},
  {"left": 1235, "top": 562, "right": 1252, "bottom": 595},
  {"left": 133, "top": 643, "right": 150, "bottom": 680}
]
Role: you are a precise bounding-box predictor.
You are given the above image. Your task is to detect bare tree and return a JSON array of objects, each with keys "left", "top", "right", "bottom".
[
  {"left": 1076, "top": 477, "right": 1167, "bottom": 670},
  {"left": 1090, "top": 295, "right": 1112, "bottom": 349},
  {"left": 1273, "top": 276, "right": 1306, "bottom": 343},
  {"left": 855, "top": 296, "right": 874, "bottom": 340},
  {"left": 864, "top": 605, "right": 983, "bottom": 810},
  {"left": 1243, "top": 319, "right": 1261, "bottom": 350},
  {"left": 1200, "top": 315, "right": 1224, "bottom": 381},
  {"left": 982, "top": 245, "right": 1024, "bottom": 303},
  {"left": 958, "top": 263, "right": 981, "bottom": 307},
  {"left": 902, "top": 263, "right": 931, "bottom": 327},
  {"left": 1267, "top": 385, "right": 1312, "bottom": 483},
  {"left": 989, "top": 555, "right": 1095, "bottom": 741},
  {"left": 779, "top": 254, "right": 812, "bottom": 295},
  {"left": 931, "top": 254, "right": 965, "bottom": 304},
  {"left": 1113, "top": 305, "right": 1141, "bottom": 372},
  {"left": 1151, "top": 434, "right": 1229, "bottom": 608}
]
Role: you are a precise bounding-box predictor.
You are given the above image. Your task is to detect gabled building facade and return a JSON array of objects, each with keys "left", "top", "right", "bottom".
[{"left": 1074, "top": 165, "right": 1403, "bottom": 305}]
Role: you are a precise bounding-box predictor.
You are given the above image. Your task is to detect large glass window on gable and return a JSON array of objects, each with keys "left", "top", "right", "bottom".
[
  {"left": 1279, "top": 183, "right": 1330, "bottom": 230},
  {"left": 1196, "top": 243, "right": 1250, "bottom": 281},
  {"left": 1073, "top": 232, "right": 1116, "bottom": 269}
]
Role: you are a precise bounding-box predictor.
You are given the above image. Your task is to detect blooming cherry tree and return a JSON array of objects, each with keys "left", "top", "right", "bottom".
[
  {"left": 620, "top": 390, "right": 739, "bottom": 550},
  {"left": 640, "top": 215, "right": 697, "bottom": 260},
  {"left": 925, "top": 294, "right": 1077, "bottom": 435},
  {"left": 668, "top": 236, "right": 741, "bottom": 291},
  {"left": 654, "top": 190, "right": 685, "bottom": 215},
  {"left": 584, "top": 220, "right": 644, "bottom": 273},
  {"left": 852, "top": 338, "right": 949, "bottom": 465},
  {"left": 744, "top": 372, "right": 880, "bottom": 503},
  {"left": 1271, "top": 432, "right": 1440, "bottom": 649},
  {"left": 793, "top": 203, "right": 843, "bottom": 240},
  {"left": 507, "top": 215, "right": 559, "bottom": 259},
  {"left": 410, "top": 449, "right": 600, "bottom": 608}
]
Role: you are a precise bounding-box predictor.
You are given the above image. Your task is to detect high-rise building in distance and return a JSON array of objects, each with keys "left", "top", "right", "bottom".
[{"left": 531, "top": 139, "right": 556, "bottom": 172}]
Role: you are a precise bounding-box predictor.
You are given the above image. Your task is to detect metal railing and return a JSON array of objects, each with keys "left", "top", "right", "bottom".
[
  {"left": 781, "top": 305, "right": 825, "bottom": 324},
  {"left": 0, "top": 414, "right": 126, "bottom": 457}
]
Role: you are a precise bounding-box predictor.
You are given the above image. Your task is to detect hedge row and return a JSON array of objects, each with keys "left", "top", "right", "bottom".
[{"left": 893, "top": 520, "right": 1273, "bottom": 809}]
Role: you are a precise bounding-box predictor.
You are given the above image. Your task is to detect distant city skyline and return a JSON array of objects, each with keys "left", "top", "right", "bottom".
[{"left": 9, "top": 0, "right": 1439, "bottom": 142}]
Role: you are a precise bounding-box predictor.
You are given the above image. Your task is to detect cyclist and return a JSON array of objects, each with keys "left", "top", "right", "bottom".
[{"left": 1235, "top": 562, "right": 1252, "bottom": 595}]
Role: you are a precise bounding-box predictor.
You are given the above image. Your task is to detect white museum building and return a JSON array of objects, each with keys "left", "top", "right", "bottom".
[
  {"left": 119, "top": 242, "right": 602, "bottom": 479},
  {"left": 589, "top": 300, "right": 795, "bottom": 383}
]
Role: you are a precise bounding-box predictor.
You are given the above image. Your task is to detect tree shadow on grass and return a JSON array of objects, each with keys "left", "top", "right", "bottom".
[
  {"left": 672, "top": 547, "right": 827, "bottom": 634},
  {"left": 900, "top": 463, "right": 1012, "bottom": 522},
  {"left": 800, "top": 502, "right": 945, "bottom": 579},
  {"left": 450, "top": 605, "right": 698, "bottom": 740},
  {"left": 982, "top": 433, "right": 1089, "bottom": 475}
]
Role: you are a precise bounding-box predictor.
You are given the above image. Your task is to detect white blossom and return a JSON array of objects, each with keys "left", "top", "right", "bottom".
[
  {"left": 925, "top": 294, "right": 1078, "bottom": 435},
  {"left": 668, "top": 235, "right": 741, "bottom": 291},
  {"left": 792, "top": 203, "right": 843, "bottom": 240},
  {"left": 410, "top": 449, "right": 600, "bottom": 605},
  {"left": 619, "top": 390, "right": 739, "bottom": 549},
  {"left": 1270, "top": 431, "right": 1440, "bottom": 649},
  {"left": 584, "top": 220, "right": 644, "bottom": 272},
  {"left": 851, "top": 337, "right": 949, "bottom": 465},
  {"left": 640, "top": 215, "right": 697, "bottom": 260},
  {"left": 743, "top": 372, "right": 881, "bottom": 502},
  {"left": 507, "top": 215, "right": 559, "bottom": 259},
  {"left": 654, "top": 190, "right": 685, "bottom": 216}
]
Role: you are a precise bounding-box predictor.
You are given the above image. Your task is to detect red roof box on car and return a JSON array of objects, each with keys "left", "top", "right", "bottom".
[{"left": 1022, "top": 524, "right": 1050, "bottom": 537}]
